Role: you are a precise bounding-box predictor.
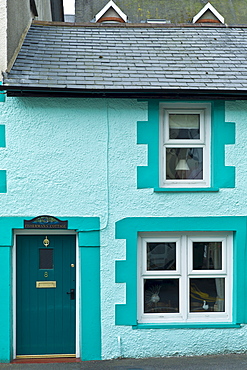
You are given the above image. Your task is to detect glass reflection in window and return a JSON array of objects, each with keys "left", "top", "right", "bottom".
[
  {"left": 144, "top": 279, "right": 179, "bottom": 313},
  {"left": 169, "top": 114, "right": 200, "bottom": 140},
  {"left": 166, "top": 147, "right": 203, "bottom": 180},
  {"left": 190, "top": 278, "right": 225, "bottom": 312},
  {"left": 147, "top": 242, "right": 176, "bottom": 270},
  {"left": 193, "top": 242, "right": 222, "bottom": 270}
]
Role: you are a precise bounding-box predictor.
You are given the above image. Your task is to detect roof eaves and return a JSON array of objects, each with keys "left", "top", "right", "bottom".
[
  {"left": 2, "top": 86, "right": 247, "bottom": 100},
  {"left": 31, "top": 19, "right": 231, "bottom": 28}
]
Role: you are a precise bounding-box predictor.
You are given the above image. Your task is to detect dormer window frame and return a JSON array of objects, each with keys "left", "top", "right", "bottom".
[
  {"left": 192, "top": 2, "right": 224, "bottom": 24},
  {"left": 95, "top": 0, "right": 127, "bottom": 23}
]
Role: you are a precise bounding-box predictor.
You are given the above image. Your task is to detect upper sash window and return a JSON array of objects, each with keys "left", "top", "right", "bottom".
[{"left": 160, "top": 103, "right": 211, "bottom": 188}]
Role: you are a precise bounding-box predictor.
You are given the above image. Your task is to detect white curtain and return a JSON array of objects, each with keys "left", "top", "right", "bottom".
[{"left": 215, "top": 278, "right": 224, "bottom": 311}]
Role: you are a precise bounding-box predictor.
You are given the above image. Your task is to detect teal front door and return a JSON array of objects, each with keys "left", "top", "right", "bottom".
[{"left": 16, "top": 234, "right": 76, "bottom": 356}]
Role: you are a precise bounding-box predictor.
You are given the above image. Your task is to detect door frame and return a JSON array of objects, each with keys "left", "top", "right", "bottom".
[{"left": 13, "top": 229, "right": 80, "bottom": 359}]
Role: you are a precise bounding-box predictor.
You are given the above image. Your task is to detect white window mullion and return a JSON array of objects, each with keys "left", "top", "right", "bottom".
[
  {"left": 179, "top": 235, "right": 187, "bottom": 320},
  {"left": 225, "top": 234, "right": 233, "bottom": 320},
  {"left": 139, "top": 236, "right": 145, "bottom": 322}
]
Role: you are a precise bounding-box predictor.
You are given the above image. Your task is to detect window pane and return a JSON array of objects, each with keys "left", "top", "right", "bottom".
[
  {"left": 147, "top": 242, "right": 176, "bottom": 270},
  {"left": 190, "top": 278, "right": 225, "bottom": 312},
  {"left": 193, "top": 242, "right": 222, "bottom": 270},
  {"left": 144, "top": 279, "right": 179, "bottom": 313},
  {"left": 39, "top": 249, "right": 53, "bottom": 269},
  {"left": 166, "top": 147, "right": 203, "bottom": 180},
  {"left": 169, "top": 114, "right": 200, "bottom": 140}
]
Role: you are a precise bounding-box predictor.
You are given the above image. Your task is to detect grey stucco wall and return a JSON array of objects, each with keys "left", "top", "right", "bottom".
[
  {"left": 35, "top": 0, "right": 52, "bottom": 22},
  {"left": 7, "top": 0, "right": 32, "bottom": 67},
  {"left": 7, "top": 0, "right": 52, "bottom": 69},
  {"left": 0, "top": 0, "right": 7, "bottom": 76}
]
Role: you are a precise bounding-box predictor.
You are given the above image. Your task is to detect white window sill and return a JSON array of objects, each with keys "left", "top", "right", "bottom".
[
  {"left": 133, "top": 323, "right": 241, "bottom": 329},
  {"left": 154, "top": 187, "right": 219, "bottom": 192}
]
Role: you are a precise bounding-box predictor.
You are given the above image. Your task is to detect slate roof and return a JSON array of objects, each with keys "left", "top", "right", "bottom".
[{"left": 3, "top": 21, "right": 247, "bottom": 98}]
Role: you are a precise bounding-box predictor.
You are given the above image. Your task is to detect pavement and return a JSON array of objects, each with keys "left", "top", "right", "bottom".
[{"left": 1, "top": 354, "right": 247, "bottom": 370}]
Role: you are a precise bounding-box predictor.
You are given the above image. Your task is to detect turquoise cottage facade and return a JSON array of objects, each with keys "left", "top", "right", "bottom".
[
  {"left": 0, "top": 96, "right": 247, "bottom": 361},
  {"left": 1, "top": 1, "right": 247, "bottom": 363}
]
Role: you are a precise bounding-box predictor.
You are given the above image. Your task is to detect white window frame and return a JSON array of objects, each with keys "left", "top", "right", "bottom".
[
  {"left": 138, "top": 232, "right": 232, "bottom": 324},
  {"left": 159, "top": 103, "right": 211, "bottom": 188}
]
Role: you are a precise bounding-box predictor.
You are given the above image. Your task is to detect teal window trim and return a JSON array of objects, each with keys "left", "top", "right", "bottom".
[
  {"left": 0, "top": 125, "right": 6, "bottom": 147},
  {"left": 0, "top": 170, "right": 7, "bottom": 193},
  {"left": 137, "top": 100, "right": 235, "bottom": 191},
  {"left": 0, "top": 246, "right": 11, "bottom": 362},
  {"left": 0, "top": 216, "right": 101, "bottom": 362},
  {"left": 115, "top": 216, "right": 247, "bottom": 328}
]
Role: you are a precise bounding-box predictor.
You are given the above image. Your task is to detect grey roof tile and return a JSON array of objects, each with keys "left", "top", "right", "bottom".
[{"left": 4, "top": 23, "right": 247, "bottom": 92}]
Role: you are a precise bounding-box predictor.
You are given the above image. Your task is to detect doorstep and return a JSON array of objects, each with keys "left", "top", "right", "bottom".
[{"left": 12, "top": 357, "right": 81, "bottom": 364}]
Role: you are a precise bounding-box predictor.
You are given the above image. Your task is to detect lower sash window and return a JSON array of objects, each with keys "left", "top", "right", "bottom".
[{"left": 139, "top": 232, "right": 232, "bottom": 323}]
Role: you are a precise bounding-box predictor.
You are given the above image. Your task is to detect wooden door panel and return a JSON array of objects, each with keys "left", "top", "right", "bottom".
[{"left": 16, "top": 235, "right": 76, "bottom": 355}]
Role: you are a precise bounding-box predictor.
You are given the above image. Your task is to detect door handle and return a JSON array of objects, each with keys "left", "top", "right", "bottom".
[{"left": 67, "top": 289, "right": 75, "bottom": 300}]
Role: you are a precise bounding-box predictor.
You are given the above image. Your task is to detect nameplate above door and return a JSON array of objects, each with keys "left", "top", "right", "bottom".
[{"left": 24, "top": 215, "right": 68, "bottom": 229}]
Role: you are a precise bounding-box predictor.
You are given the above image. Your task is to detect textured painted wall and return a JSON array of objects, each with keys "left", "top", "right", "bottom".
[
  {"left": 1, "top": 97, "right": 247, "bottom": 359},
  {"left": 99, "top": 99, "right": 247, "bottom": 359}
]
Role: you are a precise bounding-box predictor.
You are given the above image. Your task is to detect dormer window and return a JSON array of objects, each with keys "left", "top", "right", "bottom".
[
  {"left": 192, "top": 2, "right": 224, "bottom": 24},
  {"left": 95, "top": 0, "right": 127, "bottom": 23}
]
